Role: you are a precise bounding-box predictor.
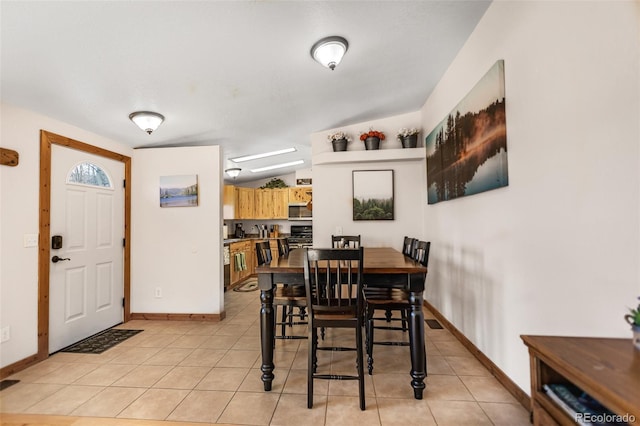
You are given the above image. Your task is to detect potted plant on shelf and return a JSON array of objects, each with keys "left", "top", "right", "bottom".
[
  {"left": 359, "top": 129, "right": 385, "bottom": 150},
  {"left": 397, "top": 128, "right": 420, "bottom": 148},
  {"left": 327, "top": 131, "right": 351, "bottom": 152},
  {"left": 625, "top": 296, "right": 640, "bottom": 350}
]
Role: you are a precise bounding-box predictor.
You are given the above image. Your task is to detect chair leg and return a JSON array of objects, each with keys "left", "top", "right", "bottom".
[
  {"left": 401, "top": 309, "right": 408, "bottom": 332},
  {"left": 366, "top": 308, "right": 374, "bottom": 375},
  {"left": 312, "top": 329, "right": 318, "bottom": 373},
  {"left": 356, "top": 322, "right": 365, "bottom": 410},
  {"left": 385, "top": 308, "right": 392, "bottom": 323},
  {"left": 307, "top": 327, "right": 316, "bottom": 409},
  {"left": 281, "top": 305, "right": 288, "bottom": 337}
]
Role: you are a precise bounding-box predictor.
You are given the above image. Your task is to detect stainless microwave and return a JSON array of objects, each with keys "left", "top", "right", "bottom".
[{"left": 288, "top": 203, "right": 312, "bottom": 221}]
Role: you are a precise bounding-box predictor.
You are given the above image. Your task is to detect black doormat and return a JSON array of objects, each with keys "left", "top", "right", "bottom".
[
  {"left": 425, "top": 319, "right": 443, "bottom": 329},
  {"left": 233, "top": 278, "right": 259, "bottom": 292},
  {"left": 60, "top": 328, "right": 143, "bottom": 354},
  {"left": 0, "top": 379, "right": 19, "bottom": 391}
]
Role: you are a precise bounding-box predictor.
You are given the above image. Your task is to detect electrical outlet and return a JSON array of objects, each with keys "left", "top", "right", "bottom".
[
  {"left": 154, "top": 287, "right": 162, "bottom": 298},
  {"left": 1, "top": 326, "right": 10, "bottom": 343}
]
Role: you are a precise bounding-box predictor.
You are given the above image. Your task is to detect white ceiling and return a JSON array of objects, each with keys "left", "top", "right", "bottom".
[{"left": 1, "top": 1, "right": 490, "bottom": 183}]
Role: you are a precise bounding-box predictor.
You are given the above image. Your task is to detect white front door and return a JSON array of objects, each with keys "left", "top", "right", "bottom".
[{"left": 49, "top": 144, "right": 125, "bottom": 353}]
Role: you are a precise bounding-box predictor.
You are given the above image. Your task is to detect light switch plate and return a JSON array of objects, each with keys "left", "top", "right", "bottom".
[
  {"left": 23, "top": 234, "right": 38, "bottom": 248},
  {"left": 0, "top": 326, "right": 10, "bottom": 343}
]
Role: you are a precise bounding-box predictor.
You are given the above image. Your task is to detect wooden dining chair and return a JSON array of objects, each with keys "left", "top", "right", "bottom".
[
  {"left": 304, "top": 247, "right": 365, "bottom": 410},
  {"left": 364, "top": 241, "right": 430, "bottom": 374},
  {"left": 331, "top": 234, "right": 361, "bottom": 248},
  {"left": 402, "top": 236, "right": 416, "bottom": 257},
  {"left": 277, "top": 238, "right": 290, "bottom": 257},
  {"left": 413, "top": 241, "right": 431, "bottom": 266},
  {"left": 255, "top": 241, "right": 306, "bottom": 340}
]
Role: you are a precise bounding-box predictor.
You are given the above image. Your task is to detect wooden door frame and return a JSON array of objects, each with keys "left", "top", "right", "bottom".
[{"left": 37, "top": 130, "right": 131, "bottom": 360}]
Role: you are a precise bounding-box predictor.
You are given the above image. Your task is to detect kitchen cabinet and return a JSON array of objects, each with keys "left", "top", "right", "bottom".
[
  {"left": 235, "top": 187, "right": 255, "bottom": 219},
  {"left": 223, "top": 185, "right": 236, "bottom": 219},
  {"left": 253, "top": 188, "right": 289, "bottom": 219},
  {"left": 253, "top": 189, "right": 272, "bottom": 219},
  {"left": 269, "top": 239, "right": 280, "bottom": 263},
  {"left": 229, "top": 240, "right": 254, "bottom": 285},
  {"left": 288, "top": 186, "right": 312, "bottom": 203},
  {"left": 227, "top": 186, "right": 289, "bottom": 219},
  {"left": 271, "top": 188, "right": 288, "bottom": 219}
]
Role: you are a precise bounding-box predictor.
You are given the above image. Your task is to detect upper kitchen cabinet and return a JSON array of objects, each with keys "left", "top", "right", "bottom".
[
  {"left": 272, "top": 188, "right": 288, "bottom": 218},
  {"left": 235, "top": 186, "right": 255, "bottom": 219},
  {"left": 224, "top": 185, "right": 290, "bottom": 219},
  {"left": 288, "top": 186, "right": 312, "bottom": 204},
  {"left": 223, "top": 185, "right": 235, "bottom": 219},
  {"left": 223, "top": 184, "right": 252, "bottom": 219},
  {"left": 254, "top": 188, "right": 288, "bottom": 219}
]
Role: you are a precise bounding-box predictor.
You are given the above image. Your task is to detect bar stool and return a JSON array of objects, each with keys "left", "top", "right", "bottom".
[{"left": 304, "top": 247, "right": 365, "bottom": 410}]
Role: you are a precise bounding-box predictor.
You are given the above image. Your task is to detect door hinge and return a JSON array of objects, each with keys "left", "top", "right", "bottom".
[
  {"left": 123, "top": 179, "right": 126, "bottom": 188},
  {"left": 122, "top": 297, "right": 125, "bottom": 308},
  {"left": 122, "top": 238, "right": 126, "bottom": 247}
]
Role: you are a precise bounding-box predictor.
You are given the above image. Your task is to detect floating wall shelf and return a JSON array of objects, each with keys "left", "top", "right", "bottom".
[{"left": 313, "top": 147, "right": 425, "bottom": 166}]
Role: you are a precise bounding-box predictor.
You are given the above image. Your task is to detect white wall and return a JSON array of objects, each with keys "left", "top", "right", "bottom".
[
  {"left": 0, "top": 103, "right": 133, "bottom": 367},
  {"left": 131, "top": 146, "right": 223, "bottom": 315},
  {"left": 311, "top": 111, "right": 425, "bottom": 249},
  {"left": 421, "top": 1, "right": 639, "bottom": 393}
]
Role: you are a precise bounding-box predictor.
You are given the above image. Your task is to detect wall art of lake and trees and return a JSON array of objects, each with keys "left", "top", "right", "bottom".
[
  {"left": 426, "top": 60, "right": 508, "bottom": 204},
  {"left": 160, "top": 175, "right": 199, "bottom": 207}
]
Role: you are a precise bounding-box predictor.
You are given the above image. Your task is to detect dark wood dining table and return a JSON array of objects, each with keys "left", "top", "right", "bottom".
[{"left": 256, "top": 246, "right": 428, "bottom": 399}]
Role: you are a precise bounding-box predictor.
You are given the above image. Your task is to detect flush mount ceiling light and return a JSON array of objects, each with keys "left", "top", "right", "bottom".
[
  {"left": 310, "top": 36, "right": 348, "bottom": 70},
  {"left": 225, "top": 168, "right": 242, "bottom": 179},
  {"left": 250, "top": 160, "right": 304, "bottom": 173},
  {"left": 230, "top": 147, "right": 297, "bottom": 163},
  {"left": 129, "top": 111, "right": 165, "bottom": 134}
]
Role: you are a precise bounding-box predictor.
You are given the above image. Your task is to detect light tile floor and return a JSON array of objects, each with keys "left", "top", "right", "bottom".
[{"left": 0, "top": 288, "right": 530, "bottom": 425}]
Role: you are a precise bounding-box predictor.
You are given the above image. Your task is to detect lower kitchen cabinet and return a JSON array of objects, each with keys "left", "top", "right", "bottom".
[
  {"left": 229, "top": 240, "right": 254, "bottom": 286},
  {"left": 228, "top": 238, "right": 285, "bottom": 287}
]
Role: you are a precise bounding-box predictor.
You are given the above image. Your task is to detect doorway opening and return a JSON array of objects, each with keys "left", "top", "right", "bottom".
[{"left": 37, "top": 130, "right": 131, "bottom": 361}]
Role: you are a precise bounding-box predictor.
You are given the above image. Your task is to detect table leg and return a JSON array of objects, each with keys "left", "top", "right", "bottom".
[
  {"left": 259, "top": 281, "right": 275, "bottom": 391},
  {"left": 408, "top": 285, "right": 426, "bottom": 399}
]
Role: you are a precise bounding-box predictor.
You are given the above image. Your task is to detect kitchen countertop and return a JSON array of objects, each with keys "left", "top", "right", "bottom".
[{"left": 224, "top": 236, "right": 288, "bottom": 244}]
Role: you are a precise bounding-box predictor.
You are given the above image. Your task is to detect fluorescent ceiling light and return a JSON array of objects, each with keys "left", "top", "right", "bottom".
[
  {"left": 230, "top": 147, "right": 296, "bottom": 163},
  {"left": 250, "top": 160, "right": 304, "bottom": 173}
]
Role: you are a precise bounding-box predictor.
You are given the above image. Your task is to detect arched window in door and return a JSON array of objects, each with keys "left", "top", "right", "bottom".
[{"left": 67, "top": 162, "right": 113, "bottom": 188}]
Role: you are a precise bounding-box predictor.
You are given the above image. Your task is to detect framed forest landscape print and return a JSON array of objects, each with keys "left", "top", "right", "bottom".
[
  {"left": 425, "top": 59, "right": 508, "bottom": 204},
  {"left": 352, "top": 170, "right": 394, "bottom": 220}
]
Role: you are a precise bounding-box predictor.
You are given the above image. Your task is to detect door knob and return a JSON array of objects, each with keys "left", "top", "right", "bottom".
[{"left": 52, "top": 256, "right": 70, "bottom": 263}]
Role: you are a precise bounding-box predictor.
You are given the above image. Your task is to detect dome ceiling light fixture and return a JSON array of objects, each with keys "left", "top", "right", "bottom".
[
  {"left": 129, "top": 111, "right": 165, "bottom": 134},
  {"left": 310, "top": 36, "right": 348, "bottom": 70},
  {"left": 225, "top": 168, "right": 242, "bottom": 179}
]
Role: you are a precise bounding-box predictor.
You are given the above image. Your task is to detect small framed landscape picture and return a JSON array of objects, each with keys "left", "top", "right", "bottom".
[
  {"left": 352, "top": 170, "right": 394, "bottom": 220},
  {"left": 160, "top": 174, "right": 199, "bottom": 207}
]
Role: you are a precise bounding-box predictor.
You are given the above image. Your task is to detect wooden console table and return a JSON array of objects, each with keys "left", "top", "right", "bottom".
[{"left": 521, "top": 335, "right": 640, "bottom": 425}]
